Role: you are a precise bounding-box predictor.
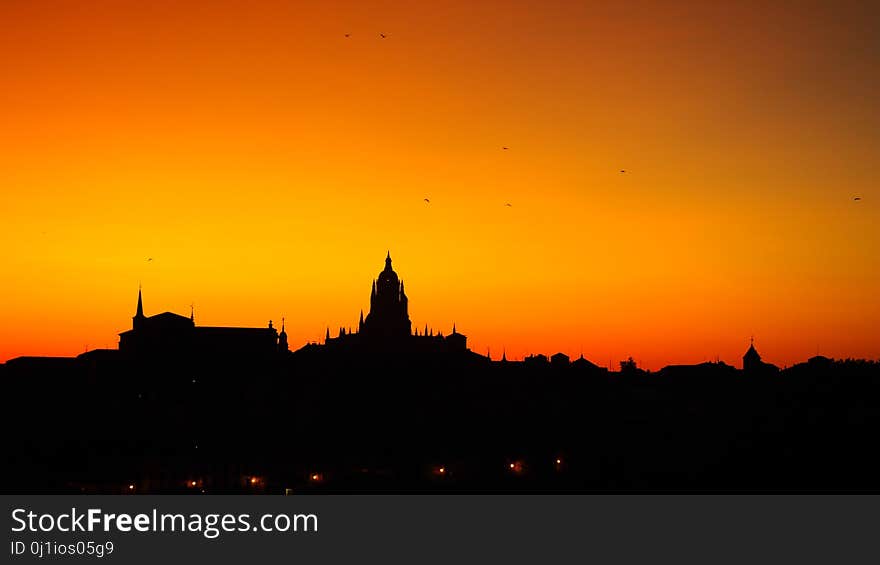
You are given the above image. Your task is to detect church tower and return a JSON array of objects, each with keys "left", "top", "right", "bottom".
[
  {"left": 133, "top": 287, "right": 146, "bottom": 330},
  {"left": 743, "top": 337, "right": 763, "bottom": 372},
  {"left": 361, "top": 252, "right": 412, "bottom": 339},
  {"left": 278, "top": 317, "right": 289, "bottom": 352}
]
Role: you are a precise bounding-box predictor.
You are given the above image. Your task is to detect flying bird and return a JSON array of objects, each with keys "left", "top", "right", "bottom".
[
  {"left": 505, "top": 203, "right": 512, "bottom": 207},
  {"left": 344, "top": 33, "right": 350, "bottom": 38},
  {"left": 502, "top": 146, "right": 509, "bottom": 150},
  {"left": 147, "top": 257, "right": 153, "bottom": 262},
  {"left": 620, "top": 169, "right": 627, "bottom": 173},
  {"left": 379, "top": 33, "right": 387, "bottom": 38},
  {"left": 853, "top": 196, "right": 862, "bottom": 201},
  {"left": 424, "top": 198, "right": 430, "bottom": 203}
]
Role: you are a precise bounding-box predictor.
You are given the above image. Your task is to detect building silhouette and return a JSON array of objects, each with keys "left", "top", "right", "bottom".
[
  {"left": 742, "top": 338, "right": 779, "bottom": 374},
  {"left": 119, "top": 288, "right": 284, "bottom": 358},
  {"left": 3, "top": 250, "right": 879, "bottom": 493},
  {"left": 362, "top": 251, "right": 412, "bottom": 339},
  {"left": 312, "top": 252, "right": 469, "bottom": 354}
]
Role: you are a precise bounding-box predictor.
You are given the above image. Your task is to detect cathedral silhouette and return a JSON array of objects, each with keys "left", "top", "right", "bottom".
[
  {"left": 1, "top": 250, "right": 878, "bottom": 494},
  {"left": 113, "top": 252, "right": 466, "bottom": 359},
  {"left": 317, "top": 252, "right": 467, "bottom": 353}
]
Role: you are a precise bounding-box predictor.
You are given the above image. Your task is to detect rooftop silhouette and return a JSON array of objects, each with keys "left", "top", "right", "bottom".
[{"left": 0, "top": 251, "right": 878, "bottom": 493}]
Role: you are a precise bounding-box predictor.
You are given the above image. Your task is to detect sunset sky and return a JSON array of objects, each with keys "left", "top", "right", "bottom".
[{"left": 1, "top": 0, "right": 877, "bottom": 368}]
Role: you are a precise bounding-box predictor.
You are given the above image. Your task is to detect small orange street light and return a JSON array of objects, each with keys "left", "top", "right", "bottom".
[
  {"left": 250, "top": 477, "right": 258, "bottom": 485},
  {"left": 128, "top": 484, "right": 135, "bottom": 491},
  {"left": 508, "top": 460, "right": 524, "bottom": 474}
]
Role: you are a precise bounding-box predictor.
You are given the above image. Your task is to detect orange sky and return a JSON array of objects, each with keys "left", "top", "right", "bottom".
[{"left": 1, "top": 0, "right": 878, "bottom": 369}]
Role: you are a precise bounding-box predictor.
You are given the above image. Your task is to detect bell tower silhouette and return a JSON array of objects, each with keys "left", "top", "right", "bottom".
[
  {"left": 361, "top": 252, "right": 412, "bottom": 339},
  {"left": 133, "top": 287, "right": 146, "bottom": 330}
]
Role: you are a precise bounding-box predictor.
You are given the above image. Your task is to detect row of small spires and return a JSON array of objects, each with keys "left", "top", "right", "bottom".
[{"left": 324, "top": 323, "right": 459, "bottom": 341}]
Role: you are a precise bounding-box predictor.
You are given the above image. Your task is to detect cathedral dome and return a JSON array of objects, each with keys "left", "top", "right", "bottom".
[
  {"left": 377, "top": 251, "right": 399, "bottom": 290},
  {"left": 363, "top": 251, "right": 411, "bottom": 339}
]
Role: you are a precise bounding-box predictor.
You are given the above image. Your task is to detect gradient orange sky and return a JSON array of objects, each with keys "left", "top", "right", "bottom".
[{"left": 1, "top": 0, "right": 878, "bottom": 368}]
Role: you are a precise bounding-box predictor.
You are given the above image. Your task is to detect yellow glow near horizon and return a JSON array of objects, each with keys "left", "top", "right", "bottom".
[{"left": 1, "top": 1, "right": 878, "bottom": 368}]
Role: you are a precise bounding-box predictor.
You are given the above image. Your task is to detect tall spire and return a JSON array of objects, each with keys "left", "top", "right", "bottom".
[
  {"left": 358, "top": 310, "right": 364, "bottom": 332},
  {"left": 135, "top": 287, "right": 144, "bottom": 318},
  {"left": 278, "top": 317, "right": 288, "bottom": 352},
  {"left": 384, "top": 250, "right": 392, "bottom": 271}
]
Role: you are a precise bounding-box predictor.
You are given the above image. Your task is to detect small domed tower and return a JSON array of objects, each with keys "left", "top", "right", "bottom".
[
  {"left": 278, "top": 317, "right": 289, "bottom": 352},
  {"left": 743, "top": 337, "right": 762, "bottom": 372}
]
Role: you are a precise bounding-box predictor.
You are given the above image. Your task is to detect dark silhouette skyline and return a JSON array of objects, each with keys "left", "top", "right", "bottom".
[{"left": 1, "top": 252, "right": 879, "bottom": 494}]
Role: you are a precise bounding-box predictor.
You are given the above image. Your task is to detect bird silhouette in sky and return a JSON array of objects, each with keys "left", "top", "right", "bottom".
[
  {"left": 424, "top": 198, "right": 430, "bottom": 204},
  {"left": 344, "top": 33, "right": 350, "bottom": 38},
  {"left": 380, "top": 33, "right": 387, "bottom": 39},
  {"left": 505, "top": 203, "right": 512, "bottom": 207},
  {"left": 502, "top": 146, "right": 509, "bottom": 150},
  {"left": 147, "top": 257, "right": 153, "bottom": 262},
  {"left": 853, "top": 196, "right": 862, "bottom": 201},
  {"left": 620, "top": 169, "right": 627, "bottom": 173}
]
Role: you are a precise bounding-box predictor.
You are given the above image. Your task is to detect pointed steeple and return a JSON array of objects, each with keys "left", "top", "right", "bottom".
[
  {"left": 452, "top": 322, "right": 457, "bottom": 334},
  {"left": 135, "top": 287, "right": 144, "bottom": 318},
  {"left": 384, "top": 250, "right": 392, "bottom": 271},
  {"left": 502, "top": 349, "right": 508, "bottom": 362},
  {"left": 278, "top": 317, "right": 288, "bottom": 352},
  {"left": 359, "top": 310, "right": 364, "bottom": 332},
  {"left": 325, "top": 327, "right": 330, "bottom": 343},
  {"left": 133, "top": 287, "right": 146, "bottom": 330}
]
